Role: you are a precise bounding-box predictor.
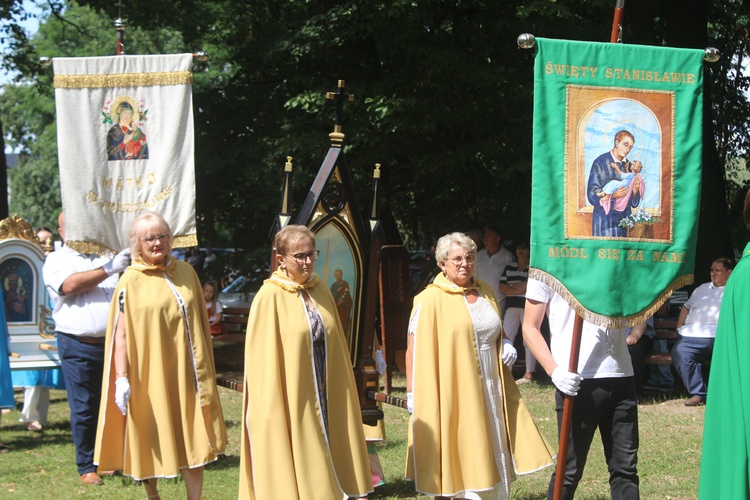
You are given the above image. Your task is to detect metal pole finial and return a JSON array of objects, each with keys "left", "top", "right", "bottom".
[
  {"left": 517, "top": 33, "right": 536, "bottom": 49},
  {"left": 704, "top": 47, "right": 720, "bottom": 63},
  {"left": 114, "top": 2, "right": 126, "bottom": 55}
]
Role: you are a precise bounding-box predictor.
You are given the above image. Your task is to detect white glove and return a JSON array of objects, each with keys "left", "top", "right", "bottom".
[
  {"left": 406, "top": 392, "right": 414, "bottom": 414},
  {"left": 375, "top": 350, "right": 387, "bottom": 375},
  {"left": 114, "top": 377, "right": 131, "bottom": 415},
  {"left": 103, "top": 249, "right": 131, "bottom": 276},
  {"left": 501, "top": 339, "right": 518, "bottom": 368},
  {"left": 551, "top": 366, "right": 582, "bottom": 396}
]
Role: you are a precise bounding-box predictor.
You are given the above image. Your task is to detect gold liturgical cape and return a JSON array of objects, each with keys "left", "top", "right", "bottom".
[
  {"left": 406, "top": 274, "right": 555, "bottom": 495},
  {"left": 239, "top": 269, "right": 372, "bottom": 500},
  {"left": 94, "top": 259, "right": 227, "bottom": 479}
]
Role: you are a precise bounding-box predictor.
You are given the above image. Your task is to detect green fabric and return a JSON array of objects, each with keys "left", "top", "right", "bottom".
[
  {"left": 699, "top": 243, "right": 750, "bottom": 498},
  {"left": 530, "top": 38, "right": 704, "bottom": 326}
]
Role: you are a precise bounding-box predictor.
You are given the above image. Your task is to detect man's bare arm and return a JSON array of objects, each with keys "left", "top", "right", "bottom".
[{"left": 522, "top": 298, "right": 558, "bottom": 376}]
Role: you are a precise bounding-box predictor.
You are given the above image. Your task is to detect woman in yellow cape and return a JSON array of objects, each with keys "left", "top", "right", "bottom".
[
  {"left": 405, "top": 233, "right": 554, "bottom": 499},
  {"left": 239, "top": 225, "right": 371, "bottom": 500},
  {"left": 94, "top": 213, "right": 227, "bottom": 500}
]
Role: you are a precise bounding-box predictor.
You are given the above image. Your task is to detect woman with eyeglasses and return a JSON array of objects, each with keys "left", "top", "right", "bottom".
[
  {"left": 239, "top": 224, "right": 371, "bottom": 500},
  {"left": 405, "top": 232, "right": 554, "bottom": 499},
  {"left": 94, "top": 212, "right": 227, "bottom": 500}
]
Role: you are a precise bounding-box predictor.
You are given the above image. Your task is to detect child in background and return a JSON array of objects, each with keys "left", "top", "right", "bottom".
[
  {"left": 203, "top": 280, "right": 225, "bottom": 336},
  {"left": 365, "top": 337, "right": 388, "bottom": 489}
]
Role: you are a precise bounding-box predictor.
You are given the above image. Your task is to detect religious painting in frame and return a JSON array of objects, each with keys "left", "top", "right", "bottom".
[
  {"left": 0, "top": 256, "right": 35, "bottom": 323},
  {"left": 0, "top": 215, "right": 53, "bottom": 336},
  {"left": 564, "top": 85, "right": 674, "bottom": 243},
  {"left": 315, "top": 221, "right": 359, "bottom": 352},
  {"left": 299, "top": 151, "right": 368, "bottom": 367}
]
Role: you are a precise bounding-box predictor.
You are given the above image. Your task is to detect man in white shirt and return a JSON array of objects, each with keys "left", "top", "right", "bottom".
[
  {"left": 523, "top": 278, "right": 638, "bottom": 500},
  {"left": 672, "top": 258, "right": 734, "bottom": 406},
  {"left": 474, "top": 225, "right": 515, "bottom": 314},
  {"left": 43, "top": 212, "right": 130, "bottom": 485}
]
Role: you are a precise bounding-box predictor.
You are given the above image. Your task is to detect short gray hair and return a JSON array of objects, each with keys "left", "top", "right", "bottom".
[{"left": 434, "top": 232, "right": 477, "bottom": 265}]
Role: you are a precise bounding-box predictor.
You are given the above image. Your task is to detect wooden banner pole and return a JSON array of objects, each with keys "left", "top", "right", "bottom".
[
  {"left": 610, "top": 0, "right": 626, "bottom": 43},
  {"left": 553, "top": 314, "right": 584, "bottom": 499}
]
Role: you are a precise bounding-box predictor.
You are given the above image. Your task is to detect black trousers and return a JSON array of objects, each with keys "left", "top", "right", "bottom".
[{"left": 547, "top": 377, "right": 640, "bottom": 500}]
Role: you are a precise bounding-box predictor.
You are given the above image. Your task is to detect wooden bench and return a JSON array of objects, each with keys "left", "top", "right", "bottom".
[
  {"left": 212, "top": 306, "right": 249, "bottom": 343},
  {"left": 643, "top": 317, "right": 710, "bottom": 367},
  {"left": 213, "top": 307, "right": 250, "bottom": 392},
  {"left": 644, "top": 318, "right": 678, "bottom": 365}
]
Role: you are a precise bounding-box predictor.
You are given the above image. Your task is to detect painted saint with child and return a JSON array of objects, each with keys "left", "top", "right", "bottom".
[{"left": 587, "top": 129, "right": 645, "bottom": 237}]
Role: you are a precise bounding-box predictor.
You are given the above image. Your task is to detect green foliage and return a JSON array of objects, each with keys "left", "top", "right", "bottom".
[
  {"left": 0, "top": 0, "right": 748, "bottom": 262},
  {"left": 707, "top": 1, "right": 750, "bottom": 172}
]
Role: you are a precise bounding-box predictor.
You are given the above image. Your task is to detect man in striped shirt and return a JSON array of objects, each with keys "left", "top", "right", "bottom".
[{"left": 499, "top": 242, "right": 537, "bottom": 384}]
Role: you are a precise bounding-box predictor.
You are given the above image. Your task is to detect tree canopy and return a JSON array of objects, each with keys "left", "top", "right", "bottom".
[{"left": 1, "top": 0, "right": 748, "bottom": 279}]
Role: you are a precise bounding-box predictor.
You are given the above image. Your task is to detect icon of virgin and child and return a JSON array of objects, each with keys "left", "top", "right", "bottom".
[
  {"left": 586, "top": 129, "right": 645, "bottom": 237},
  {"left": 107, "top": 98, "right": 149, "bottom": 161}
]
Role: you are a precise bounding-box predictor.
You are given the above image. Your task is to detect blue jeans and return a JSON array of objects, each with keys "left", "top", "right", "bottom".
[
  {"left": 57, "top": 333, "right": 105, "bottom": 475},
  {"left": 671, "top": 335, "right": 713, "bottom": 398},
  {"left": 548, "top": 377, "right": 640, "bottom": 500}
]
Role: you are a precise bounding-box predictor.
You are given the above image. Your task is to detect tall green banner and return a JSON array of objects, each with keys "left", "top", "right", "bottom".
[{"left": 530, "top": 38, "right": 704, "bottom": 327}]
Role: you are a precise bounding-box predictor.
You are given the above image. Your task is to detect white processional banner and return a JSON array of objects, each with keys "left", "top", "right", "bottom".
[{"left": 53, "top": 53, "right": 197, "bottom": 255}]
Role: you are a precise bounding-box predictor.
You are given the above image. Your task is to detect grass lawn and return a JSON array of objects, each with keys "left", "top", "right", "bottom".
[{"left": 0, "top": 373, "right": 703, "bottom": 499}]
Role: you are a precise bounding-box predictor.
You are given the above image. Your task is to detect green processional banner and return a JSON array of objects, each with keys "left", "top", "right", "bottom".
[{"left": 530, "top": 38, "right": 704, "bottom": 327}]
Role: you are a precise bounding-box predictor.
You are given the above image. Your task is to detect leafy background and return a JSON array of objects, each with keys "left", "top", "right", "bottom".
[{"left": 1, "top": 0, "right": 748, "bottom": 284}]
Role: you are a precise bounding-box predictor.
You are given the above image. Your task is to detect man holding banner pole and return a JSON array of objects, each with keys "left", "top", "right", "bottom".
[
  {"left": 526, "top": 33, "right": 705, "bottom": 500},
  {"left": 523, "top": 280, "right": 639, "bottom": 499},
  {"left": 43, "top": 212, "right": 130, "bottom": 485}
]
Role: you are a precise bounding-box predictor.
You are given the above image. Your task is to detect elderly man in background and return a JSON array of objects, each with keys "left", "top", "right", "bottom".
[
  {"left": 671, "top": 257, "right": 734, "bottom": 406},
  {"left": 43, "top": 212, "right": 130, "bottom": 485},
  {"left": 474, "top": 224, "right": 516, "bottom": 315}
]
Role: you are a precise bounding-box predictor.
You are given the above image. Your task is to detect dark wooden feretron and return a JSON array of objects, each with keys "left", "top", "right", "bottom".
[{"left": 271, "top": 80, "right": 384, "bottom": 425}]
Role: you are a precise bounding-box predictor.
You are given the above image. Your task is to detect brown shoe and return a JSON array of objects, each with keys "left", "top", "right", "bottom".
[
  {"left": 80, "top": 472, "right": 104, "bottom": 485},
  {"left": 684, "top": 395, "right": 706, "bottom": 407}
]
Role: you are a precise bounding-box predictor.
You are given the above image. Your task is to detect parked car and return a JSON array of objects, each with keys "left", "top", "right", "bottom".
[
  {"left": 172, "top": 247, "right": 236, "bottom": 263},
  {"left": 218, "top": 275, "right": 258, "bottom": 309}
]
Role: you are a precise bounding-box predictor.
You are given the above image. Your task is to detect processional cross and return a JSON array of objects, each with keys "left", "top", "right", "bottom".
[{"left": 325, "top": 80, "right": 354, "bottom": 147}]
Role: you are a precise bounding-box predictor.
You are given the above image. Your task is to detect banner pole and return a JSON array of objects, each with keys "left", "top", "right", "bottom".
[
  {"left": 114, "top": 2, "right": 126, "bottom": 55},
  {"left": 553, "top": 314, "right": 584, "bottom": 500},
  {"left": 610, "top": 0, "right": 625, "bottom": 43}
]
